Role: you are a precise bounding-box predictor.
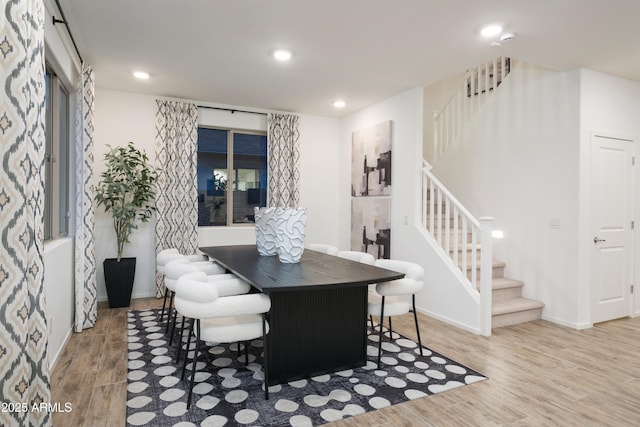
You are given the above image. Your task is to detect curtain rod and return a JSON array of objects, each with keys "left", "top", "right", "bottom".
[
  {"left": 53, "top": 0, "right": 83, "bottom": 64},
  {"left": 197, "top": 105, "right": 268, "bottom": 116}
]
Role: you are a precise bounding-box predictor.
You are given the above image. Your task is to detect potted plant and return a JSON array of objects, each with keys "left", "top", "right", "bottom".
[{"left": 95, "top": 142, "right": 157, "bottom": 308}]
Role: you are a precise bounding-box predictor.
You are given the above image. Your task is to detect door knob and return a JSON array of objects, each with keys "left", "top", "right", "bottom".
[{"left": 593, "top": 237, "right": 606, "bottom": 243}]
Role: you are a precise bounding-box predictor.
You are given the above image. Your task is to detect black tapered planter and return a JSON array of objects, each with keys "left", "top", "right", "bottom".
[{"left": 103, "top": 257, "right": 136, "bottom": 308}]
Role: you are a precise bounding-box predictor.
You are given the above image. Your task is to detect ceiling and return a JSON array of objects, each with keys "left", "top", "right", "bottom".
[{"left": 55, "top": 0, "right": 640, "bottom": 118}]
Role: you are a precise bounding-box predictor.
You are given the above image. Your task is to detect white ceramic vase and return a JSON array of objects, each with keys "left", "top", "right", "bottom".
[
  {"left": 254, "top": 207, "right": 278, "bottom": 256},
  {"left": 275, "top": 207, "right": 307, "bottom": 263}
]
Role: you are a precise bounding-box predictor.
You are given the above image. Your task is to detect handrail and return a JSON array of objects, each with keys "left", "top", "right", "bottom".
[
  {"left": 421, "top": 161, "right": 479, "bottom": 229},
  {"left": 420, "top": 160, "right": 493, "bottom": 335}
]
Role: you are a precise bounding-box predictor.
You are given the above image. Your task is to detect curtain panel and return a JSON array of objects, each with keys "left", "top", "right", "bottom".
[
  {"left": 0, "top": 0, "right": 52, "bottom": 426},
  {"left": 154, "top": 100, "right": 199, "bottom": 297},
  {"left": 74, "top": 63, "right": 97, "bottom": 332},
  {"left": 267, "top": 113, "right": 300, "bottom": 208}
]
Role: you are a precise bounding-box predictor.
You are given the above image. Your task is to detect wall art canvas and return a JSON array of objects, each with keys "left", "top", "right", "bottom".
[
  {"left": 351, "top": 121, "right": 392, "bottom": 197},
  {"left": 351, "top": 197, "right": 391, "bottom": 259}
]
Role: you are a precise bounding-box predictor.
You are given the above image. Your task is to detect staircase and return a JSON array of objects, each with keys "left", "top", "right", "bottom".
[
  {"left": 422, "top": 57, "right": 545, "bottom": 331},
  {"left": 422, "top": 166, "right": 544, "bottom": 331},
  {"left": 484, "top": 264, "right": 544, "bottom": 328},
  {"left": 443, "top": 232, "right": 544, "bottom": 327}
]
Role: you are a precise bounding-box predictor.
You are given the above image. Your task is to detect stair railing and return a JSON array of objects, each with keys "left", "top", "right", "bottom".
[
  {"left": 433, "top": 57, "right": 512, "bottom": 163},
  {"left": 421, "top": 160, "right": 493, "bottom": 335}
]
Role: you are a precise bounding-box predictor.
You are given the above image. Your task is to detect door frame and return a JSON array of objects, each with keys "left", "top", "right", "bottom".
[{"left": 588, "top": 129, "right": 636, "bottom": 324}]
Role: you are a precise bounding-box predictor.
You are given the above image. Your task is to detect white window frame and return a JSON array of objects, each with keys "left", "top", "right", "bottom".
[
  {"left": 44, "top": 63, "right": 71, "bottom": 241},
  {"left": 198, "top": 126, "right": 267, "bottom": 227}
]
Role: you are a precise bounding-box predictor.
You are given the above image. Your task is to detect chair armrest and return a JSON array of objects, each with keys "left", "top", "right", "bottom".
[
  {"left": 157, "top": 249, "right": 182, "bottom": 266},
  {"left": 208, "top": 293, "right": 271, "bottom": 318},
  {"left": 207, "top": 277, "right": 251, "bottom": 296},
  {"left": 185, "top": 254, "right": 209, "bottom": 263}
]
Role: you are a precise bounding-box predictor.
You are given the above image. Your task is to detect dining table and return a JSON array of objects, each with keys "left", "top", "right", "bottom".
[{"left": 199, "top": 244, "right": 404, "bottom": 386}]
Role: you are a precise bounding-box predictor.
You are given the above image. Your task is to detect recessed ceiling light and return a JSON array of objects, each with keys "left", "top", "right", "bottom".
[
  {"left": 273, "top": 49, "right": 292, "bottom": 61},
  {"left": 333, "top": 100, "right": 346, "bottom": 108},
  {"left": 133, "top": 71, "right": 150, "bottom": 80},
  {"left": 480, "top": 24, "right": 502, "bottom": 38}
]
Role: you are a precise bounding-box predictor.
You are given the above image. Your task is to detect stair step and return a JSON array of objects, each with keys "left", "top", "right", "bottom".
[
  {"left": 475, "top": 276, "right": 524, "bottom": 295},
  {"left": 428, "top": 229, "right": 474, "bottom": 244},
  {"left": 492, "top": 297, "right": 545, "bottom": 328},
  {"left": 459, "top": 260, "right": 505, "bottom": 278},
  {"left": 491, "top": 277, "right": 525, "bottom": 302}
]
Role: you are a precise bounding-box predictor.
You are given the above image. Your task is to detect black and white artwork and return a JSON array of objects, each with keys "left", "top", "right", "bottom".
[
  {"left": 351, "top": 121, "right": 392, "bottom": 197},
  {"left": 351, "top": 197, "right": 391, "bottom": 259}
]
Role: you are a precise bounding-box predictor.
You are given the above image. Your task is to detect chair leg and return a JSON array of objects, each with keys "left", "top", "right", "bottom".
[
  {"left": 412, "top": 294, "right": 423, "bottom": 356},
  {"left": 369, "top": 315, "right": 374, "bottom": 332},
  {"left": 262, "top": 314, "right": 269, "bottom": 400},
  {"left": 388, "top": 316, "right": 393, "bottom": 339},
  {"left": 377, "top": 296, "right": 386, "bottom": 369},
  {"left": 160, "top": 286, "right": 168, "bottom": 322},
  {"left": 165, "top": 291, "right": 174, "bottom": 333},
  {"left": 181, "top": 319, "right": 194, "bottom": 380},
  {"left": 176, "top": 315, "right": 187, "bottom": 363},
  {"left": 245, "top": 341, "right": 249, "bottom": 364},
  {"left": 169, "top": 308, "right": 178, "bottom": 346},
  {"left": 187, "top": 319, "right": 201, "bottom": 410}
]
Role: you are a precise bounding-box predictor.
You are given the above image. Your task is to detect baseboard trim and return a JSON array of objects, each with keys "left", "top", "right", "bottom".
[
  {"left": 541, "top": 314, "right": 591, "bottom": 330},
  {"left": 49, "top": 327, "right": 73, "bottom": 372},
  {"left": 98, "top": 291, "right": 158, "bottom": 303},
  {"left": 415, "top": 306, "right": 482, "bottom": 335}
]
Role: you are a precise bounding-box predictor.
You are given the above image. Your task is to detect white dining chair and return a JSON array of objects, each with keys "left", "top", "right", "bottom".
[
  {"left": 368, "top": 259, "right": 424, "bottom": 368},
  {"left": 156, "top": 249, "right": 215, "bottom": 324},
  {"left": 336, "top": 250, "right": 375, "bottom": 265},
  {"left": 163, "top": 257, "right": 230, "bottom": 346},
  {"left": 175, "top": 271, "right": 271, "bottom": 408},
  {"left": 336, "top": 250, "right": 378, "bottom": 329},
  {"left": 307, "top": 243, "right": 339, "bottom": 256}
]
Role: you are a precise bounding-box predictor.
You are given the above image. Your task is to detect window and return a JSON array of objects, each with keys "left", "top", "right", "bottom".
[
  {"left": 44, "top": 65, "right": 71, "bottom": 241},
  {"left": 197, "top": 127, "right": 267, "bottom": 226}
]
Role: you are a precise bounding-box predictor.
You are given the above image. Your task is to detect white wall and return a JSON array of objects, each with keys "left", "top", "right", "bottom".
[
  {"left": 43, "top": 239, "right": 74, "bottom": 368},
  {"left": 94, "top": 89, "right": 342, "bottom": 300},
  {"left": 578, "top": 69, "right": 640, "bottom": 320},
  {"left": 93, "top": 89, "right": 158, "bottom": 300},
  {"left": 431, "top": 64, "right": 583, "bottom": 327},
  {"left": 339, "top": 88, "right": 483, "bottom": 332},
  {"left": 423, "top": 71, "right": 464, "bottom": 164}
]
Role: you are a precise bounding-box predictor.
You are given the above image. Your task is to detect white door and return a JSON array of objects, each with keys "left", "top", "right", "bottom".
[{"left": 590, "top": 132, "right": 634, "bottom": 323}]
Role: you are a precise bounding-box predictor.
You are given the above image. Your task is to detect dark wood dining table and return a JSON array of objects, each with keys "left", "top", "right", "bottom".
[{"left": 199, "top": 244, "right": 404, "bottom": 386}]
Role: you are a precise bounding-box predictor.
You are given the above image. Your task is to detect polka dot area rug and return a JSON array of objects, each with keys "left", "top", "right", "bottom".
[{"left": 126, "top": 309, "right": 487, "bottom": 426}]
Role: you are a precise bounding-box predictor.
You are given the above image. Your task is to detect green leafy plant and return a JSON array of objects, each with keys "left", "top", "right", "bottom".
[{"left": 94, "top": 142, "right": 158, "bottom": 261}]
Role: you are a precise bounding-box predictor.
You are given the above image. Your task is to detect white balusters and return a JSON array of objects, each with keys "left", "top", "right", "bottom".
[
  {"left": 433, "top": 57, "right": 512, "bottom": 163},
  {"left": 421, "top": 161, "right": 493, "bottom": 325}
]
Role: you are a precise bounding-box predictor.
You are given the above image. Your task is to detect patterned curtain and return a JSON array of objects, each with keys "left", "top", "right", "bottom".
[
  {"left": 0, "top": 1, "right": 52, "bottom": 426},
  {"left": 267, "top": 113, "right": 300, "bottom": 207},
  {"left": 154, "top": 100, "right": 199, "bottom": 297},
  {"left": 73, "top": 63, "right": 96, "bottom": 332}
]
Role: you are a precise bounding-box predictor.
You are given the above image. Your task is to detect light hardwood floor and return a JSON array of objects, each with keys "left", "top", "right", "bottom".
[{"left": 51, "top": 298, "right": 640, "bottom": 426}]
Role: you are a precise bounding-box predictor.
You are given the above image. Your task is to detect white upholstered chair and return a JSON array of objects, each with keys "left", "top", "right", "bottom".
[
  {"left": 175, "top": 271, "right": 271, "bottom": 408},
  {"left": 336, "top": 250, "right": 375, "bottom": 265},
  {"left": 336, "top": 250, "right": 378, "bottom": 329},
  {"left": 163, "top": 257, "right": 232, "bottom": 346},
  {"left": 368, "top": 259, "right": 424, "bottom": 368},
  {"left": 307, "top": 243, "right": 339, "bottom": 256},
  {"left": 156, "top": 249, "right": 217, "bottom": 324}
]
